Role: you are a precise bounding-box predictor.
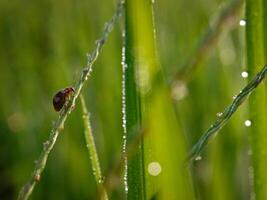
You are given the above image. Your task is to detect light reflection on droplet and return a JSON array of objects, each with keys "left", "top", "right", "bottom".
[
  {"left": 244, "top": 120, "right": 252, "bottom": 127},
  {"left": 148, "top": 162, "right": 162, "bottom": 176},
  {"left": 171, "top": 81, "right": 188, "bottom": 101},
  {"left": 241, "top": 71, "right": 248, "bottom": 78},
  {"left": 216, "top": 112, "right": 223, "bottom": 117},
  {"left": 195, "top": 156, "right": 202, "bottom": 161},
  {"left": 121, "top": 30, "right": 128, "bottom": 195},
  {"left": 239, "top": 19, "right": 246, "bottom": 26}
]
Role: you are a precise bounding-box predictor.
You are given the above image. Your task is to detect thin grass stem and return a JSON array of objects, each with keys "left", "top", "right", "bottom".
[
  {"left": 187, "top": 65, "right": 267, "bottom": 163},
  {"left": 80, "top": 95, "right": 108, "bottom": 200},
  {"left": 17, "top": 1, "right": 124, "bottom": 199},
  {"left": 246, "top": 0, "right": 267, "bottom": 198}
]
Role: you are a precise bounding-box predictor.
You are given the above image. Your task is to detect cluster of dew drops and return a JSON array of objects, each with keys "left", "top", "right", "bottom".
[{"left": 239, "top": 19, "right": 252, "bottom": 129}]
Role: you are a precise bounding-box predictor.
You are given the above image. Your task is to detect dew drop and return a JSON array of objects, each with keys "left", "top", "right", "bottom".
[
  {"left": 148, "top": 162, "right": 162, "bottom": 176},
  {"left": 239, "top": 19, "right": 246, "bottom": 26},
  {"left": 241, "top": 71, "right": 248, "bottom": 78},
  {"left": 195, "top": 156, "right": 202, "bottom": 161},
  {"left": 121, "top": 30, "right": 128, "bottom": 195},
  {"left": 244, "top": 120, "right": 252, "bottom": 127},
  {"left": 216, "top": 112, "right": 223, "bottom": 117},
  {"left": 98, "top": 176, "right": 104, "bottom": 184}
]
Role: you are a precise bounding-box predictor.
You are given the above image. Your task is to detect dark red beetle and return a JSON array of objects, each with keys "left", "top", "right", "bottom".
[{"left": 53, "top": 87, "right": 75, "bottom": 112}]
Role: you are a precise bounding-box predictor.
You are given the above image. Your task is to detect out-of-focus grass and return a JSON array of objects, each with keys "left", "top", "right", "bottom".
[
  {"left": 0, "top": 0, "right": 261, "bottom": 199},
  {"left": 246, "top": 0, "right": 267, "bottom": 199}
]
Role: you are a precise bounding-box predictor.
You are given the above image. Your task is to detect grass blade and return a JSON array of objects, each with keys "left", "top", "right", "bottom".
[
  {"left": 246, "top": 0, "right": 267, "bottom": 199},
  {"left": 80, "top": 95, "right": 108, "bottom": 200},
  {"left": 187, "top": 65, "right": 267, "bottom": 162},
  {"left": 124, "top": 0, "right": 194, "bottom": 199}
]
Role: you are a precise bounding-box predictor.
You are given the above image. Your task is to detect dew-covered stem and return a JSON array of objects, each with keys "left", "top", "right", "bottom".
[
  {"left": 124, "top": 0, "right": 193, "bottom": 199},
  {"left": 17, "top": 1, "right": 124, "bottom": 199},
  {"left": 80, "top": 95, "right": 108, "bottom": 200},
  {"left": 123, "top": 3, "right": 145, "bottom": 197},
  {"left": 99, "top": 126, "right": 146, "bottom": 199},
  {"left": 187, "top": 65, "right": 267, "bottom": 163}
]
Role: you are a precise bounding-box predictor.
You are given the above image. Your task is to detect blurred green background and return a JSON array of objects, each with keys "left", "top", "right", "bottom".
[{"left": 0, "top": 0, "right": 250, "bottom": 199}]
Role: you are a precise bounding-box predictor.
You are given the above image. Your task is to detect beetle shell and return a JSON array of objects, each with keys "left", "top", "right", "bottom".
[{"left": 53, "top": 87, "right": 74, "bottom": 112}]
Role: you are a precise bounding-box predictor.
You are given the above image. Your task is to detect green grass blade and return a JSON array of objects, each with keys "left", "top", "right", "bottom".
[
  {"left": 187, "top": 65, "right": 267, "bottom": 162},
  {"left": 123, "top": 4, "right": 145, "bottom": 199},
  {"left": 124, "top": 0, "right": 194, "bottom": 199},
  {"left": 246, "top": 0, "right": 267, "bottom": 199},
  {"left": 80, "top": 95, "right": 108, "bottom": 200}
]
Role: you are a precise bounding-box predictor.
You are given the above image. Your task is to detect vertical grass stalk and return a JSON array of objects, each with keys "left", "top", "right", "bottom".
[
  {"left": 123, "top": 5, "right": 145, "bottom": 199},
  {"left": 124, "top": 0, "right": 193, "bottom": 199},
  {"left": 80, "top": 95, "right": 108, "bottom": 200},
  {"left": 246, "top": 0, "right": 267, "bottom": 199}
]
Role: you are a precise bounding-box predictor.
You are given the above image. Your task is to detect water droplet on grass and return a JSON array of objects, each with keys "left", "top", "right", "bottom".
[
  {"left": 216, "top": 112, "right": 223, "bottom": 117},
  {"left": 241, "top": 71, "right": 248, "bottom": 78},
  {"left": 244, "top": 120, "right": 252, "bottom": 127},
  {"left": 98, "top": 176, "right": 104, "bottom": 184},
  {"left": 195, "top": 156, "right": 202, "bottom": 161},
  {"left": 121, "top": 31, "right": 128, "bottom": 194},
  {"left": 148, "top": 162, "right": 162, "bottom": 176},
  {"left": 239, "top": 19, "right": 246, "bottom": 26}
]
